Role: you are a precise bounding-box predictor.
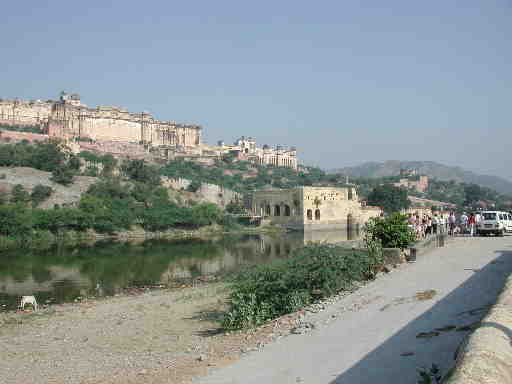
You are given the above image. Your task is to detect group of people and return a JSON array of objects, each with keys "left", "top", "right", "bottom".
[{"left": 407, "top": 211, "right": 483, "bottom": 239}]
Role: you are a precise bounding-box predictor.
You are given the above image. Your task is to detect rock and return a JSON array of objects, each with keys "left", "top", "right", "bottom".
[{"left": 291, "top": 321, "right": 315, "bottom": 334}]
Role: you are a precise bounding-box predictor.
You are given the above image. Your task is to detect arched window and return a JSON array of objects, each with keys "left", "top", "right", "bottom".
[
  {"left": 265, "top": 205, "right": 271, "bottom": 216},
  {"left": 284, "top": 205, "right": 291, "bottom": 216},
  {"left": 315, "top": 209, "right": 321, "bottom": 220},
  {"left": 348, "top": 188, "right": 353, "bottom": 200},
  {"left": 307, "top": 209, "right": 313, "bottom": 220},
  {"left": 274, "top": 205, "right": 281, "bottom": 216}
]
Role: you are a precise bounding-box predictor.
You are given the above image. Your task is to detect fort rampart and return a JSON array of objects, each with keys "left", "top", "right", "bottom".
[{"left": 0, "top": 94, "right": 201, "bottom": 149}]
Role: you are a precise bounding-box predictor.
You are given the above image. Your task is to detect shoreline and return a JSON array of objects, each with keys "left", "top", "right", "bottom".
[{"left": 0, "top": 224, "right": 286, "bottom": 251}]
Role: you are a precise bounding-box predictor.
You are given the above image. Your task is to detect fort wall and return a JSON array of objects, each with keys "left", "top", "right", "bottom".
[{"left": 0, "top": 95, "right": 202, "bottom": 149}]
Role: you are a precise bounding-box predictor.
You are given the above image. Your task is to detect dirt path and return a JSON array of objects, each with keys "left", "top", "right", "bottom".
[{"left": 193, "top": 236, "right": 512, "bottom": 384}]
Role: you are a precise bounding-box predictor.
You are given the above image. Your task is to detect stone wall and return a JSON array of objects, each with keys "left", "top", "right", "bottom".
[
  {"left": 0, "top": 100, "right": 52, "bottom": 127},
  {"left": 445, "top": 272, "right": 512, "bottom": 383},
  {"left": 0, "top": 130, "right": 49, "bottom": 143}
]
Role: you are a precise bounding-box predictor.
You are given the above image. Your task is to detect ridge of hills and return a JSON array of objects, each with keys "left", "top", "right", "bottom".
[{"left": 330, "top": 160, "right": 512, "bottom": 196}]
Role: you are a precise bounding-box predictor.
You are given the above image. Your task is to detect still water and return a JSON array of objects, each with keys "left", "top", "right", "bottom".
[{"left": 0, "top": 229, "right": 359, "bottom": 310}]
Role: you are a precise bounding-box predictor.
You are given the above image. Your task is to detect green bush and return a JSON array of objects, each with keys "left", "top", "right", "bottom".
[
  {"left": 186, "top": 180, "right": 201, "bottom": 192},
  {"left": 31, "top": 184, "right": 53, "bottom": 206},
  {"left": 50, "top": 167, "right": 75, "bottom": 185},
  {"left": 0, "top": 204, "right": 33, "bottom": 236},
  {"left": 222, "top": 244, "right": 383, "bottom": 329},
  {"left": 10, "top": 184, "right": 31, "bottom": 204},
  {"left": 364, "top": 213, "right": 416, "bottom": 249}
]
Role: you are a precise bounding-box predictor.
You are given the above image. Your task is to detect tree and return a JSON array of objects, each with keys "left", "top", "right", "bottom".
[
  {"left": 29, "top": 140, "right": 67, "bottom": 172},
  {"left": 121, "top": 159, "right": 161, "bottom": 186},
  {"left": 50, "top": 167, "right": 74, "bottom": 186},
  {"left": 186, "top": 180, "right": 201, "bottom": 192},
  {"left": 100, "top": 154, "right": 117, "bottom": 175},
  {"left": 463, "top": 184, "right": 484, "bottom": 206},
  {"left": 364, "top": 213, "right": 416, "bottom": 249},
  {"left": 367, "top": 184, "right": 410, "bottom": 214},
  {"left": 191, "top": 203, "right": 222, "bottom": 226},
  {"left": 10, "top": 184, "right": 31, "bottom": 204},
  {"left": 30, "top": 184, "right": 53, "bottom": 207},
  {"left": 226, "top": 200, "right": 246, "bottom": 214},
  {"left": 0, "top": 204, "right": 33, "bottom": 236}
]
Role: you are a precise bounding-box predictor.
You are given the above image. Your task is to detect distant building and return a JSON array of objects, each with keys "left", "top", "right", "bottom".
[
  {"left": 216, "top": 136, "right": 298, "bottom": 169},
  {"left": 251, "top": 186, "right": 381, "bottom": 230},
  {"left": 394, "top": 175, "right": 429, "bottom": 193}
]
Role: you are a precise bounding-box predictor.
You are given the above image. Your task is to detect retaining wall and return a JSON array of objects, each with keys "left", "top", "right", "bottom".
[{"left": 445, "top": 273, "right": 512, "bottom": 383}]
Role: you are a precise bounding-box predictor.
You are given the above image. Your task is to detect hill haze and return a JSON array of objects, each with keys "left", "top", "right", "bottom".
[{"left": 331, "top": 161, "right": 512, "bottom": 196}]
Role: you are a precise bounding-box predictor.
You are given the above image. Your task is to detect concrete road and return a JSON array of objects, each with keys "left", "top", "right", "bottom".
[{"left": 194, "top": 236, "right": 512, "bottom": 384}]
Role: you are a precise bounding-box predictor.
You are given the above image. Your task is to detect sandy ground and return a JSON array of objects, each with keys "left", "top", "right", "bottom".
[
  {"left": 0, "top": 281, "right": 299, "bottom": 384},
  {"left": 2, "top": 236, "right": 511, "bottom": 384}
]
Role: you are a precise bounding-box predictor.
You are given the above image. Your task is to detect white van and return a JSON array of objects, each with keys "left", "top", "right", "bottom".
[{"left": 476, "top": 211, "right": 511, "bottom": 236}]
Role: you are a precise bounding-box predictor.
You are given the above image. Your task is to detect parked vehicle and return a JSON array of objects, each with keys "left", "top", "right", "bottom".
[{"left": 476, "top": 211, "right": 510, "bottom": 236}]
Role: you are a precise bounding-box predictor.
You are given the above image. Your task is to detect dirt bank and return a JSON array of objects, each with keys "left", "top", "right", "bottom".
[{"left": 0, "top": 282, "right": 299, "bottom": 384}]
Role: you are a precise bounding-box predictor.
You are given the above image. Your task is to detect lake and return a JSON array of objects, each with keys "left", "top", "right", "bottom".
[{"left": 0, "top": 228, "right": 360, "bottom": 311}]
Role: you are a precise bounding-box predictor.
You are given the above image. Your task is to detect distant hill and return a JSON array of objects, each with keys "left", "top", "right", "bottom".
[{"left": 331, "top": 160, "right": 512, "bottom": 196}]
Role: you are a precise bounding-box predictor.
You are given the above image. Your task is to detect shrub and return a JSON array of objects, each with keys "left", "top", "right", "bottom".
[
  {"left": 367, "top": 184, "right": 410, "bottom": 213},
  {"left": 222, "top": 244, "right": 382, "bottom": 329},
  {"left": 225, "top": 200, "right": 246, "bottom": 214},
  {"left": 50, "top": 167, "right": 74, "bottom": 185},
  {"left": 31, "top": 184, "right": 53, "bottom": 207},
  {"left": 364, "top": 213, "right": 416, "bottom": 249},
  {"left": 186, "top": 180, "right": 201, "bottom": 192},
  {"left": 10, "top": 184, "right": 31, "bottom": 204},
  {"left": 121, "top": 159, "right": 161, "bottom": 186},
  {"left": 0, "top": 204, "right": 33, "bottom": 236}
]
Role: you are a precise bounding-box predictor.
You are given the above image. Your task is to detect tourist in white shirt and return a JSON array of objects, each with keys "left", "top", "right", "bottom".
[{"left": 460, "top": 212, "right": 469, "bottom": 234}]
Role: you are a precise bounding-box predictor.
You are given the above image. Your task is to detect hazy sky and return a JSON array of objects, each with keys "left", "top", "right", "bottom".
[{"left": 2, "top": 1, "right": 511, "bottom": 177}]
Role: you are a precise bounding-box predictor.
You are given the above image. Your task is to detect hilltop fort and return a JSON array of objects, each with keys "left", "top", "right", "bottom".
[{"left": 0, "top": 92, "right": 297, "bottom": 169}]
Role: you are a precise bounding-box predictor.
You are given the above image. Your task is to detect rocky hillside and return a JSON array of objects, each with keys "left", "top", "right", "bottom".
[
  {"left": 331, "top": 160, "right": 512, "bottom": 195},
  {"left": 0, "top": 167, "right": 97, "bottom": 208}
]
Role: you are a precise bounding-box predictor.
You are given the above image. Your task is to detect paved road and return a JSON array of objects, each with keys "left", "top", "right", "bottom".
[{"left": 194, "top": 236, "right": 512, "bottom": 384}]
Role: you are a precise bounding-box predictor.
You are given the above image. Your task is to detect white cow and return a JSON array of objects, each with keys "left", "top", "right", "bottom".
[{"left": 19, "top": 296, "right": 38, "bottom": 311}]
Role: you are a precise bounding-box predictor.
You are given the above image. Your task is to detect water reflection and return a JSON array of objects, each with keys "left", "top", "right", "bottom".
[{"left": 0, "top": 228, "right": 359, "bottom": 310}]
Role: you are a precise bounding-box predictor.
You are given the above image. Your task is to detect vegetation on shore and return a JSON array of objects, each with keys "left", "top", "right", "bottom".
[
  {"left": 220, "top": 212, "right": 419, "bottom": 330},
  {"left": 222, "top": 242, "right": 384, "bottom": 330},
  {"left": 364, "top": 213, "right": 416, "bottom": 249},
  {"left": 0, "top": 141, "right": 252, "bottom": 249}
]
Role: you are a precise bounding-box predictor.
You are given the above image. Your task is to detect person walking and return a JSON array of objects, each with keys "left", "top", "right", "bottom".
[
  {"left": 460, "top": 212, "right": 469, "bottom": 235},
  {"left": 448, "top": 211, "right": 456, "bottom": 236},
  {"left": 432, "top": 214, "right": 438, "bottom": 235},
  {"left": 475, "top": 211, "right": 482, "bottom": 235},
  {"left": 426, "top": 215, "right": 432, "bottom": 236},
  {"left": 468, "top": 213, "right": 476, "bottom": 237}
]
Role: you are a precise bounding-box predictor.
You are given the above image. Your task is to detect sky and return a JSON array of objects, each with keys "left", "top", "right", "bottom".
[{"left": 1, "top": 1, "right": 511, "bottom": 178}]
